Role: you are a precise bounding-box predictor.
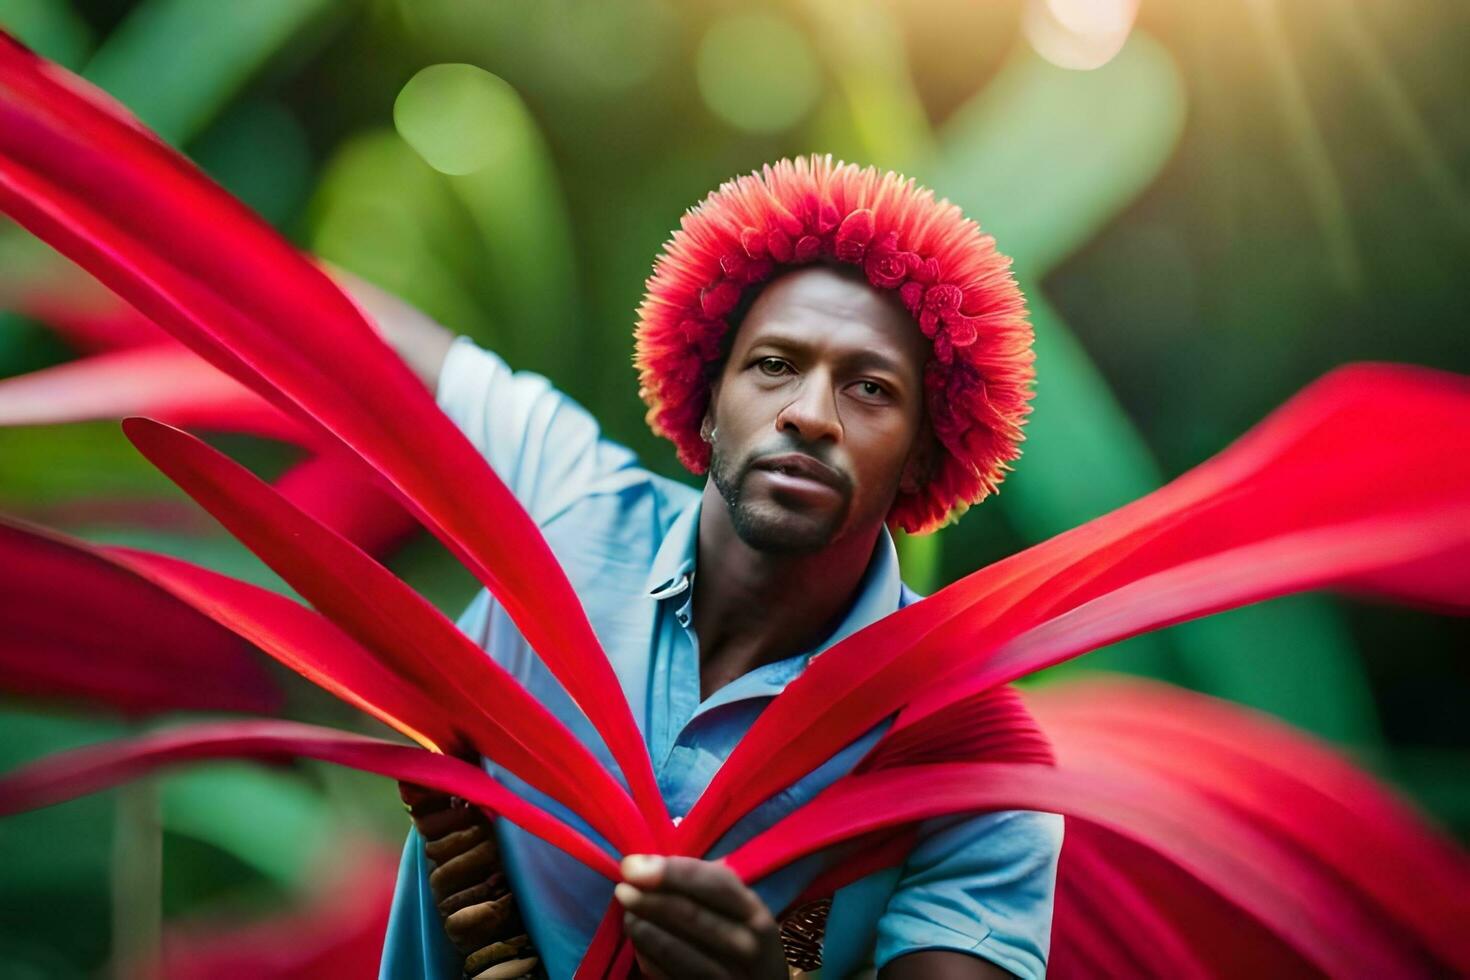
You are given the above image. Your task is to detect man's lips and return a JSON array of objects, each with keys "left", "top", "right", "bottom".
[{"left": 751, "top": 453, "right": 845, "bottom": 492}]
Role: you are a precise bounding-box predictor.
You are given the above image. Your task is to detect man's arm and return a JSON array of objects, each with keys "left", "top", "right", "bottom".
[
  {"left": 870, "top": 810, "right": 1063, "bottom": 980},
  {"left": 333, "top": 269, "right": 642, "bottom": 528},
  {"left": 882, "top": 950, "right": 1016, "bottom": 979}
]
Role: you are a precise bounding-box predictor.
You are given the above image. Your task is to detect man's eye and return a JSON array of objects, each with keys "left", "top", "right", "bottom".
[
  {"left": 855, "top": 380, "right": 888, "bottom": 399},
  {"left": 757, "top": 357, "right": 790, "bottom": 376}
]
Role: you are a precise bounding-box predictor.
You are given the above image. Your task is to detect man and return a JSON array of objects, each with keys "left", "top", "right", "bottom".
[{"left": 372, "top": 156, "right": 1062, "bottom": 979}]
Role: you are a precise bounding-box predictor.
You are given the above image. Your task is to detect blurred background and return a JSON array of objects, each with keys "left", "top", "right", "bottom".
[{"left": 0, "top": 0, "right": 1466, "bottom": 975}]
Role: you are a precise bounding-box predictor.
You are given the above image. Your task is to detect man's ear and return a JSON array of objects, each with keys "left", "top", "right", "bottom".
[{"left": 700, "top": 381, "right": 721, "bottom": 443}]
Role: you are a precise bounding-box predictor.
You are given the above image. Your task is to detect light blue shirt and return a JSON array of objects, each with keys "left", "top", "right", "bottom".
[{"left": 380, "top": 337, "right": 1062, "bottom": 979}]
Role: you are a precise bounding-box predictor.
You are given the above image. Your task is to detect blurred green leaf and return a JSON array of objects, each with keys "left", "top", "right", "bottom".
[
  {"left": 894, "top": 530, "right": 941, "bottom": 596},
  {"left": 0, "top": 0, "right": 91, "bottom": 69},
  {"left": 160, "top": 765, "right": 328, "bottom": 888},
  {"left": 394, "top": 65, "right": 580, "bottom": 379},
  {"left": 192, "top": 100, "right": 313, "bottom": 229},
  {"left": 311, "top": 129, "right": 498, "bottom": 346},
  {"left": 932, "top": 34, "right": 1188, "bottom": 273},
  {"left": 1169, "top": 597, "right": 1383, "bottom": 749},
  {"left": 0, "top": 707, "right": 122, "bottom": 893},
  {"left": 0, "top": 708, "right": 121, "bottom": 972},
  {"left": 797, "top": 0, "right": 932, "bottom": 173},
  {"left": 83, "top": 0, "right": 342, "bottom": 146},
  {"left": 386, "top": 529, "right": 477, "bottom": 619},
  {"left": 1003, "top": 287, "right": 1161, "bottom": 536},
  {"left": 1390, "top": 747, "right": 1470, "bottom": 836},
  {"left": 695, "top": 10, "right": 822, "bottom": 136},
  {"left": 0, "top": 424, "right": 178, "bottom": 506}
]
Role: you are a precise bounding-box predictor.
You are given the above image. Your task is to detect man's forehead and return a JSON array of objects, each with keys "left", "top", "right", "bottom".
[{"left": 731, "top": 267, "right": 924, "bottom": 366}]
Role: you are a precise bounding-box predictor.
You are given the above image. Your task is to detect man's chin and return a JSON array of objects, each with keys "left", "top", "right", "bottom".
[{"left": 728, "top": 501, "right": 842, "bottom": 555}]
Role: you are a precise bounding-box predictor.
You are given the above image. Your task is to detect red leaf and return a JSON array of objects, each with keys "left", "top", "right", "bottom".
[
  {"left": 273, "top": 452, "right": 420, "bottom": 558},
  {"left": 1029, "top": 678, "right": 1470, "bottom": 974},
  {"left": 722, "top": 759, "right": 1453, "bottom": 978},
  {"left": 675, "top": 364, "right": 1470, "bottom": 857},
  {"left": 0, "top": 342, "right": 306, "bottom": 441},
  {"left": 0, "top": 34, "right": 667, "bottom": 841},
  {"left": 109, "top": 548, "right": 461, "bottom": 755},
  {"left": 0, "top": 720, "right": 619, "bottom": 880},
  {"left": 121, "top": 417, "right": 652, "bottom": 854},
  {"left": 1, "top": 265, "right": 164, "bottom": 351},
  {"left": 0, "top": 516, "right": 280, "bottom": 716}
]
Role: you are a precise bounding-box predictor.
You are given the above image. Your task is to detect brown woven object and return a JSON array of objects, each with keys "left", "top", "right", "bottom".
[
  {"left": 779, "top": 897, "right": 832, "bottom": 973},
  {"left": 399, "top": 783, "right": 544, "bottom": 979}
]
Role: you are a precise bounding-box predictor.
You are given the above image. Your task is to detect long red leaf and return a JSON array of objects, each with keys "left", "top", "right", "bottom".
[
  {"left": 273, "top": 453, "right": 420, "bottom": 559},
  {"left": 0, "top": 516, "right": 279, "bottom": 715},
  {"left": 108, "top": 548, "right": 462, "bottom": 755},
  {"left": 1029, "top": 678, "right": 1470, "bottom": 972},
  {"left": 721, "top": 760, "right": 1451, "bottom": 979},
  {"left": 0, "top": 344, "right": 418, "bottom": 556},
  {"left": 1, "top": 261, "right": 165, "bottom": 351},
  {"left": 121, "top": 417, "right": 651, "bottom": 854},
  {"left": 0, "top": 720, "right": 619, "bottom": 880},
  {"left": 0, "top": 32, "right": 667, "bottom": 839},
  {"left": 675, "top": 364, "right": 1470, "bottom": 856},
  {"left": 0, "top": 342, "right": 305, "bottom": 440},
  {"left": 887, "top": 502, "right": 1470, "bottom": 742}
]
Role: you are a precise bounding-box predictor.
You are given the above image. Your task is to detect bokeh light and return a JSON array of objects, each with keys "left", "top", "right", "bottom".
[
  {"left": 393, "top": 64, "right": 520, "bottom": 177},
  {"left": 1024, "top": 0, "right": 1138, "bottom": 70},
  {"left": 696, "top": 10, "right": 822, "bottom": 133}
]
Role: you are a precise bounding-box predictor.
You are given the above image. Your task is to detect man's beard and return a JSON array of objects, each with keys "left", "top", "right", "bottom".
[{"left": 709, "top": 443, "right": 853, "bottom": 555}]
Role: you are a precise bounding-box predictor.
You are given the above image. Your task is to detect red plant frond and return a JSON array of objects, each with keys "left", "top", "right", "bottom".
[
  {"left": 0, "top": 516, "right": 281, "bottom": 717},
  {"left": 634, "top": 154, "right": 1033, "bottom": 534}
]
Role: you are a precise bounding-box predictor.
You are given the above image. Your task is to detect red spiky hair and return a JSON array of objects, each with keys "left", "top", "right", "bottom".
[{"left": 635, "top": 154, "right": 1034, "bottom": 534}]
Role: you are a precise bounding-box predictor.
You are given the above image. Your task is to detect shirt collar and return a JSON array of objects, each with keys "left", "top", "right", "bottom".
[
  {"left": 644, "top": 496, "right": 702, "bottom": 600},
  {"left": 646, "top": 494, "right": 904, "bottom": 661}
]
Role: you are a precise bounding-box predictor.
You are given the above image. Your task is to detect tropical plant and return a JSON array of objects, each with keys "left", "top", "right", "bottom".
[{"left": 1, "top": 27, "right": 1468, "bottom": 980}]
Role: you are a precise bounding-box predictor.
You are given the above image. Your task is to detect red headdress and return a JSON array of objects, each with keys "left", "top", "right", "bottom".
[{"left": 634, "top": 155, "right": 1034, "bottom": 534}]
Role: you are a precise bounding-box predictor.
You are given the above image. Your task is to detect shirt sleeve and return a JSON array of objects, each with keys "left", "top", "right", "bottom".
[
  {"left": 435, "top": 335, "right": 641, "bottom": 525},
  {"left": 874, "top": 810, "right": 1064, "bottom": 980},
  {"left": 378, "top": 828, "right": 463, "bottom": 980}
]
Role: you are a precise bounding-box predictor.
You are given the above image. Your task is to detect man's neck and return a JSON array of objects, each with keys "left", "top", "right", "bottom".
[{"left": 691, "top": 482, "right": 882, "bottom": 700}]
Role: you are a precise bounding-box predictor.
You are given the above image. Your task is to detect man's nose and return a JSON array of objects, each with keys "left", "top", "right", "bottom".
[{"left": 775, "top": 373, "right": 842, "bottom": 444}]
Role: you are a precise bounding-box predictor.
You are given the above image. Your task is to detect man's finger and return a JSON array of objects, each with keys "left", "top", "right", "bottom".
[
  {"left": 621, "top": 855, "right": 762, "bottom": 922},
  {"left": 615, "top": 883, "right": 760, "bottom": 961},
  {"left": 624, "top": 911, "right": 728, "bottom": 980}
]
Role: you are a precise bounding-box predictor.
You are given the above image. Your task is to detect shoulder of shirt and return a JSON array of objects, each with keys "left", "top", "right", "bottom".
[{"left": 537, "top": 455, "right": 700, "bottom": 532}]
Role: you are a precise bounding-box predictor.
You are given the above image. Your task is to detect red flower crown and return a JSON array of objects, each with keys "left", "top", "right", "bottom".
[{"left": 634, "top": 155, "right": 1035, "bottom": 534}]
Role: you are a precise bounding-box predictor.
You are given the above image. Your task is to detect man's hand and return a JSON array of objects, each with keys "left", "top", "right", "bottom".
[{"left": 616, "top": 854, "right": 789, "bottom": 979}]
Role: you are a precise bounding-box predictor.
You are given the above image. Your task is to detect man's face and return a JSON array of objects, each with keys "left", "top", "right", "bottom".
[{"left": 706, "top": 264, "right": 930, "bottom": 554}]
